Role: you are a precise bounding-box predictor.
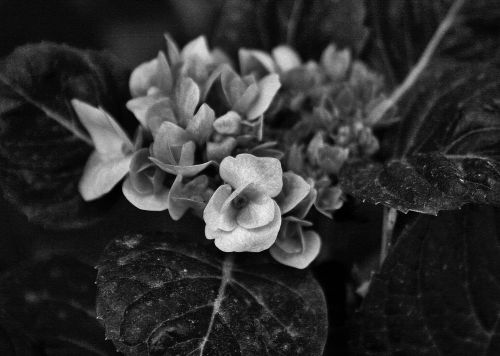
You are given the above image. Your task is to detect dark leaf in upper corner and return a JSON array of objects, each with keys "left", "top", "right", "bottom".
[
  {"left": 366, "top": 0, "right": 500, "bottom": 81},
  {"left": 96, "top": 233, "right": 328, "bottom": 355},
  {"left": 351, "top": 205, "right": 500, "bottom": 355},
  {"left": 340, "top": 64, "right": 500, "bottom": 214},
  {"left": 211, "top": 0, "right": 367, "bottom": 60},
  {"left": 0, "top": 42, "right": 134, "bottom": 230},
  {"left": 0, "top": 256, "right": 119, "bottom": 356}
]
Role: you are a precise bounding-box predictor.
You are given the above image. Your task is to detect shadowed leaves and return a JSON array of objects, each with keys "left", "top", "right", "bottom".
[
  {"left": 352, "top": 206, "right": 500, "bottom": 355},
  {"left": 0, "top": 42, "right": 133, "bottom": 229}
]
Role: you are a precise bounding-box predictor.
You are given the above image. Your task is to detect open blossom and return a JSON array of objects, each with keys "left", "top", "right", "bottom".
[
  {"left": 203, "top": 154, "right": 283, "bottom": 252},
  {"left": 203, "top": 154, "right": 315, "bottom": 255}
]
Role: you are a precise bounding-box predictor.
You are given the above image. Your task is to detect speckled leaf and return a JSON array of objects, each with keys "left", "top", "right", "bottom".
[
  {"left": 0, "top": 256, "right": 119, "bottom": 356},
  {"left": 211, "top": 0, "right": 367, "bottom": 59},
  {"left": 0, "top": 42, "right": 133, "bottom": 230},
  {"left": 96, "top": 233, "right": 328, "bottom": 355},
  {"left": 340, "top": 65, "right": 500, "bottom": 214},
  {"left": 352, "top": 205, "right": 500, "bottom": 355}
]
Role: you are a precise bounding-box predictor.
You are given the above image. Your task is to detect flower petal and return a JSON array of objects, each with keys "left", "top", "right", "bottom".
[
  {"left": 126, "top": 95, "right": 163, "bottom": 128},
  {"left": 152, "top": 122, "right": 191, "bottom": 163},
  {"left": 72, "top": 99, "right": 133, "bottom": 155},
  {"left": 129, "top": 57, "right": 158, "bottom": 98},
  {"left": 238, "top": 48, "right": 276, "bottom": 76},
  {"left": 156, "top": 51, "right": 173, "bottom": 94},
  {"left": 236, "top": 194, "right": 275, "bottom": 229},
  {"left": 164, "top": 33, "right": 181, "bottom": 64},
  {"left": 213, "top": 111, "right": 242, "bottom": 135},
  {"left": 144, "top": 98, "right": 178, "bottom": 136},
  {"left": 175, "top": 77, "right": 200, "bottom": 126},
  {"left": 246, "top": 74, "right": 281, "bottom": 120},
  {"left": 201, "top": 63, "right": 228, "bottom": 100},
  {"left": 320, "top": 44, "right": 351, "bottom": 80},
  {"left": 79, "top": 151, "right": 131, "bottom": 201},
  {"left": 233, "top": 83, "right": 259, "bottom": 116},
  {"left": 151, "top": 160, "right": 213, "bottom": 178},
  {"left": 122, "top": 176, "right": 169, "bottom": 211},
  {"left": 206, "top": 137, "right": 237, "bottom": 162},
  {"left": 221, "top": 69, "right": 247, "bottom": 107},
  {"left": 272, "top": 46, "right": 302, "bottom": 72},
  {"left": 270, "top": 230, "right": 321, "bottom": 269},
  {"left": 276, "top": 172, "right": 311, "bottom": 215},
  {"left": 203, "top": 184, "right": 237, "bottom": 231},
  {"left": 275, "top": 222, "right": 303, "bottom": 253},
  {"left": 294, "top": 184, "right": 318, "bottom": 219},
  {"left": 220, "top": 154, "right": 283, "bottom": 197},
  {"left": 208, "top": 200, "right": 281, "bottom": 252},
  {"left": 129, "top": 148, "right": 155, "bottom": 194},
  {"left": 186, "top": 103, "right": 215, "bottom": 145},
  {"left": 181, "top": 36, "right": 212, "bottom": 63},
  {"left": 168, "top": 175, "right": 209, "bottom": 220}
]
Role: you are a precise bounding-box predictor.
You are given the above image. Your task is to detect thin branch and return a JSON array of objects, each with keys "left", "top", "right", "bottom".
[
  {"left": 286, "top": 0, "right": 304, "bottom": 45},
  {"left": 380, "top": 207, "right": 398, "bottom": 267},
  {"left": 367, "top": 0, "right": 467, "bottom": 125}
]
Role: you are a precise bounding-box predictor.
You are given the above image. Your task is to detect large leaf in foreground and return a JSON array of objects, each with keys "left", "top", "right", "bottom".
[
  {"left": 96, "top": 233, "right": 328, "bottom": 355},
  {"left": 0, "top": 42, "right": 132, "bottom": 229},
  {"left": 352, "top": 206, "right": 500, "bottom": 355},
  {"left": 340, "top": 65, "right": 500, "bottom": 214},
  {"left": 0, "top": 256, "right": 118, "bottom": 356}
]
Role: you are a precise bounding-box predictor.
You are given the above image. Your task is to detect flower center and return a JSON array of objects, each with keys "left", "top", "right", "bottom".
[{"left": 231, "top": 194, "right": 249, "bottom": 210}]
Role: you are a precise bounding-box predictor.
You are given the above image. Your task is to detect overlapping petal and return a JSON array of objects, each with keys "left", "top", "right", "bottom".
[
  {"left": 270, "top": 230, "right": 321, "bottom": 269},
  {"left": 219, "top": 154, "right": 283, "bottom": 197}
]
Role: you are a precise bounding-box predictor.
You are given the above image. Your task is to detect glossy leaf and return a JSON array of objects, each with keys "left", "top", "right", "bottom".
[
  {"left": 340, "top": 65, "right": 500, "bottom": 214},
  {"left": 96, "top": 233, "right": 328, "bottom": 355},
  {"left": 352, "top": 206, "right": 500, "bottom": 355},
  {"left": 0, "top": 42, "right": 133, "bottom": 229}
]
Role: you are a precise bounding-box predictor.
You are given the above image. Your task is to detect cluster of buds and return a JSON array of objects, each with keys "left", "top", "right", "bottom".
[{"left": 238, "top": 44, "right": 386, "bottom": 215}]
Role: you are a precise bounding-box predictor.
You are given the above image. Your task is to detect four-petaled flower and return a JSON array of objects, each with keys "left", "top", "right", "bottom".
[{"left": 203, "top": 154, "right": 284, "bottom": 252}]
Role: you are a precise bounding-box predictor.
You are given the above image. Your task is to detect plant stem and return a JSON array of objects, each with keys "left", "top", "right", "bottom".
[
  {"left": 367, "top": 0, "right": 467, "bottom": 125},
  {"left": 286, "top": 0, "right": 304, "bottom": 45},
  {"left": 380, "top": 207, "right": 397, "bottom": 267}
]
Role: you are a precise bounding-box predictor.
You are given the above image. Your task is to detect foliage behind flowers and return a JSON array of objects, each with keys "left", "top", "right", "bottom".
[{"left": 71, "top": 34, "right": 386, "bottom": 269}]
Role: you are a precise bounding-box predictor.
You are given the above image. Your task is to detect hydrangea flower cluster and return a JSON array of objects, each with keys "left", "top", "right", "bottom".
[
  {"left": 72, "top": 35, "right": 384, "bottom": 269},
  {"left": 239, "top": 45, "right": 387, "bottom": 216}
]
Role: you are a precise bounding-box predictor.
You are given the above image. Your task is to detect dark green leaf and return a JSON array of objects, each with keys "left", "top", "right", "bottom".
[
  {"left": 352, "top": 205, "right": 500, "bottom": 355},
  {"left": 366, "top": 0, "right": 500, "bottom": 81},
  {"left": 0, "top": 42, "right": 133, "bottom": 230},
  {"left": 96, "top": 233, "right": 328, "bottom": 355},
  {"left": 340, "top": 64, "right": 500, "bottom": 214},
  {"left": 211, "top": 0, "right": 367, "bottom": 60},
  {"left": 0, "top": 310, "right": 41, "bottom": 356},
  {"left": 0, "top": 255, "right": 119, "bottom": 356}
]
